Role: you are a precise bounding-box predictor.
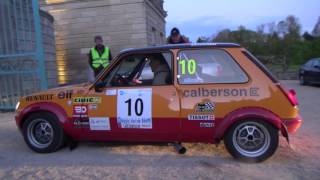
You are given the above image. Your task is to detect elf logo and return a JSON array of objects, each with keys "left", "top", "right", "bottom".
[{"left": 58, "top": 90, "right": 73, "bottom": 99}]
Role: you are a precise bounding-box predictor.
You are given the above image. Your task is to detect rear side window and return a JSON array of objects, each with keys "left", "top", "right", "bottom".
[
  {"left": 305, "top": 60, "right": 314, "bottom": 67},
  {"left": 177, "top": 49, "right": 248, "bottom": 84},
  {"left": 314, "top": 59, "right": 320, "bottom": 66}
]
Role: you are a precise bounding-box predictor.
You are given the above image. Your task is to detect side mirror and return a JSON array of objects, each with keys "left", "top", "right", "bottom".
[
  {"left": 94, "top": 82, "right": 106, "bottom": 93},
  {"left": 315, "top": 65, "right": 320, "bottom": 69}
]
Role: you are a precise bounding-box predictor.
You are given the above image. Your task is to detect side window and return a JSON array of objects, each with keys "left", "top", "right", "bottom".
[
  {"left": 314, "top": 60, "right": 320, "bottom": 66},
  {"left": 103, "top": 55, "right": 142, "bottom": 86},
  {"left": 177, "top": 49, "right": 248, "bottom": 84},
  {"left": 305, "top": 60, "right": 314, "bottom": 68},
  {"left": 103, "top": 52, "right": 173, "bottom": 86}
]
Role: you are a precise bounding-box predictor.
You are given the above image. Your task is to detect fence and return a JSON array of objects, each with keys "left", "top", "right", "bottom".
[{"left": 0, "top": 0, "right": 47, "bottom": 110}]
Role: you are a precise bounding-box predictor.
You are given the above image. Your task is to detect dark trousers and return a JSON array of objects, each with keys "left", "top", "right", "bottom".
[{"left": 93, "top": 66, "right": 104, "bottom": 77}]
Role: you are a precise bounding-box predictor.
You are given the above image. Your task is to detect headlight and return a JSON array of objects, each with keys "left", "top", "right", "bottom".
[{"left": 15, "top": 101, "right": 20, "bottom": 110}]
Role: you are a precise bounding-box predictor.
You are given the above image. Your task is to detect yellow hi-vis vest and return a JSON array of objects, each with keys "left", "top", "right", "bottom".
[{"left": 91, "top": 47, "right": 110, "bottom": 69}]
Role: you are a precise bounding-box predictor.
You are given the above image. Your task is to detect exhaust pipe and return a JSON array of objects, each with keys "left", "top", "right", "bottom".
[{"left": 169, "top": 142, "right": 187, "bottom": 154}]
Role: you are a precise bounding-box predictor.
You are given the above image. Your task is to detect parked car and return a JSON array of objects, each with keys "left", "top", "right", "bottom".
[
  {"left": 299, "top": 58, "right": 320, "bottom": 85},
  {"left": 15, "top": 43, "right": 302, "bottom": 162}
]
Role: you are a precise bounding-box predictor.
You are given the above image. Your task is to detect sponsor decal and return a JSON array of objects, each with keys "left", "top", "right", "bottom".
[
  {"left": 73, "top": 105, "right": 88, "bottom": 117},
  {"left": 89, "top": 104, "right": 98, "bottom": 110},
  {"left": 26, "top": 94, "right": 53, "bottom": 102},
  {"left": 195, "top": 101, "right": 215, "bottom": 113},
  {"left": 57, "top": 90, "right": 73, "bottom": 99},
  {"left": 182, "top": 87, "right": 259, "bottom": 98},
  {"left": 249, "top": 87, "right": 259, "bottom": 96},
  {"left": 200, "top": 122, "right": 214, "bottom": 128},
  {"left": 106, "top": 89, "right": 117, "bottom": 96},
  {"left": 73, "top": 97, "right": 101, "bottom": 104},
  {"left": 67, "top": 100, "right": 72, "bottom": 106},
  {"left": 89, "top": 117, "right": 111, "bottom": 130},
  {"left": 188, "top": 114, "right": 215, "bottom": 121},
  {"left": 73, "top": 119, "right": 89, "bottom": 128},
  {"left": 117, "top": 88, "right": 152, "bottom": 129}
]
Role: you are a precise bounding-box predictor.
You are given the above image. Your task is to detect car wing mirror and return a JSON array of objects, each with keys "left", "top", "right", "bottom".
[
  {"left": 94, "top": 81, "right": 107, "bottom": 93},
  {"left": 314, "top": 65, "right": 320, "bottom": 69}
]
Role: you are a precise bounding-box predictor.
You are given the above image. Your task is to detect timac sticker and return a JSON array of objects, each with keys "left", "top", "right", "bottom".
[
  {"left": 195, "top": 102, "right": 215, "bottom": 113},
  {"left": 188, "top": 114, "right": 215, "bottom": 121},
  {"left": 200, "top": 122, "right": 214, "bottom": 128},
  {"left": 73, "top": 97, "right": 101, "bottom": 104},
  {"left": 89, "top": 117, "right": 111, "bottom": 131}
]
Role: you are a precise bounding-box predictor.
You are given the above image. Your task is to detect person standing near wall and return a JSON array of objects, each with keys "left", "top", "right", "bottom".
[
  {"left": 167, "top": 27, "right": 190, "bottom": 44},
  {"left": 88, "top": 36, "right": 113, "bottom": 77}
]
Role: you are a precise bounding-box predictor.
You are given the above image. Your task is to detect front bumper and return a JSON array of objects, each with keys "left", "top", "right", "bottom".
[{"left": 282, "top": 115, "right": 303, "bottom": 133}]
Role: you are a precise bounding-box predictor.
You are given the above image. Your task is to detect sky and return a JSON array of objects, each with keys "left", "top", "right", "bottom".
[{"left": 164, "top": 0, "right": 320, "bottom": 42}]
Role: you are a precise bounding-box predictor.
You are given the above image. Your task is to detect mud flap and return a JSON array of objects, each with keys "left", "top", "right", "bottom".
[
  {"left": 280, "top": 122, "right": 291, "bottom": 148},
  {"left": 66, "top": 136, "right": 78, "bottom": 151}
]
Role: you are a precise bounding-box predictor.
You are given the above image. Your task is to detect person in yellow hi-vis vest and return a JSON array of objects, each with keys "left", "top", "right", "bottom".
[{"left": 88, "top": 36, "right": 112, "bottom": 77}]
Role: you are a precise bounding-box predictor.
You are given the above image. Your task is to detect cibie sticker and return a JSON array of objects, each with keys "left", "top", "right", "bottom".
[
  {"left": 89, "top": 117, "right": 111, "bottom": 130},
  {"left": 188, "top": 114, "right": 215, "bottom": 121},
  {"left": 195, "top": 101, "right": 215, "bottom": 113},
  {"left": 73, "top": 97, "right": 101, "bottom": 104},
  {"left": 117, "top": 88, "right": 152, "bottom": 129}
]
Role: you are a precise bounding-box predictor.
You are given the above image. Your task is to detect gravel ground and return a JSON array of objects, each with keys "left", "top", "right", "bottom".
[{"left": 0, "top": 80, "right": 319, "bottom": 180}]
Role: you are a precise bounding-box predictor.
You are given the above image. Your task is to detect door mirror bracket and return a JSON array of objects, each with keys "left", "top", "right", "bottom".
[{"left": 95, "top": 82, "right": 106, "bottom": 93}]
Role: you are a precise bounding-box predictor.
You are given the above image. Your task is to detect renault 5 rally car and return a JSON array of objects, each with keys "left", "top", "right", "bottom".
[{"left": 15, "top": 43, "right": 302, "bottom": 162}]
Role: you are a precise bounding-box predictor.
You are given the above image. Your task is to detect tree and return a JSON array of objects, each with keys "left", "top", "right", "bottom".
[
  {"left": 197, "top": 36, "right": 210, "bottom": 43},
  {"left": 312, "top": 17, "right": 320, "bottom": 37},
  {"left": 196, "top": 15, "right": 320, "bottom": 73},
  {"left": 303, "top": 32, "right": 314, "bottom": 41}
]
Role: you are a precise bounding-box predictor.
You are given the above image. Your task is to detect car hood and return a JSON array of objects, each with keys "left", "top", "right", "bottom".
[{"left": 23, "top": 82, "right": 91, "bottom": 98}]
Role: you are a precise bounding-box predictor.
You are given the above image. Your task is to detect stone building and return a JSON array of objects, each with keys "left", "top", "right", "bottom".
[{"left": 40, "top": 0, "right": 166, "bottom": 85}]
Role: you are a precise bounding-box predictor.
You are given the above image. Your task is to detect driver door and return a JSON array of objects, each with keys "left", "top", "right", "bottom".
[{"left": 85, "top": 51, "right": 181, "bottom": 142}]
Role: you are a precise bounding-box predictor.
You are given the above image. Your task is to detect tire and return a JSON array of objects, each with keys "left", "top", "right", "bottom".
[
  {"left": 299, "top": 75, "right": 307, "bottom": 86},
  {"left": 224, "top": 119, "right": 278, "bottom": 162},
  {"left": 22, "top": 112, "right": 65, "bottom": 153}
]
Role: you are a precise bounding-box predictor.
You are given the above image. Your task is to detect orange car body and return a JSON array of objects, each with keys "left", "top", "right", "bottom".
[{"left": 15, "top": 43, "right": 302, "bottom": 144}]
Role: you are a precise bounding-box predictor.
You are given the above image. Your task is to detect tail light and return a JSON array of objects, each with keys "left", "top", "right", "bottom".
[{"left": 278, "top": 84, "right": 299, "bottom": 106}]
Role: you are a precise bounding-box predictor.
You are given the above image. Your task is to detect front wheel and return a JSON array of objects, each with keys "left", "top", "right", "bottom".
[
  {"left": 22, "top": 112, "right": 65, "bottom": 153},
  {"left": 224, "top": 120, "right": 278, "bottom": 162}
]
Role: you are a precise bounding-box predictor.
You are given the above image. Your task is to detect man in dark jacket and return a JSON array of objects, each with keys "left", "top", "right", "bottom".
[
  {"left": 167, "top": 27, "right": 190, "bottom": 44},
  {"left": 88, "top": 36, "right": 112, "bottom": 77}
]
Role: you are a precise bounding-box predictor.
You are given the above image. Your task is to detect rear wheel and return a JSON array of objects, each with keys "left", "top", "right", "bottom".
[
  {"left": 22, "top": 112, "right": 65, "bottom": 153},
  {"left": 224, "top": 120, "right": 278, "bottom": 162}
]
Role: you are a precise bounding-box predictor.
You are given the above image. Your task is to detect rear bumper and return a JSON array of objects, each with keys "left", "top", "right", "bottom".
[{"left": 282, "top": 115, "right": 303, "bottom": 133}]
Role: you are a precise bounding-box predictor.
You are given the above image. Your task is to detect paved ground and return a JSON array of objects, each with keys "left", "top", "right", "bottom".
[{"left": 0, "top": 81, "right": 319, "bottom": 180}]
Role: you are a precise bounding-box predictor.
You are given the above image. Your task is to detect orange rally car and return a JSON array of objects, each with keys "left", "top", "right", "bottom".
[{"left": 15, "top": 43, "right": 302, "bottom": 162}]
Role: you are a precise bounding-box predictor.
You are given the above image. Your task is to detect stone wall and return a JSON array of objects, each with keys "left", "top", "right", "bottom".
[
  {"left": 145, "top": 0, "right": 166, "bottom": 45},
  {"left": 41, "top": 10, "right": 58, "bottom": 88},
  {"left": 40, "top": 0, "right": 166, "bottom": 85}
]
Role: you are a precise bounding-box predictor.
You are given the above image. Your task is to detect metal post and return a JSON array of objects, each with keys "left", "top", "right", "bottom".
[{"left": 32, "top": 0, "right": 47, "bottom": 90}]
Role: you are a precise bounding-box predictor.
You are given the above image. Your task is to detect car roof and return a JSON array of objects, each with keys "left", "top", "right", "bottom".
[{"left": 120, "top": 43, "right": 241, "bottom": 54}]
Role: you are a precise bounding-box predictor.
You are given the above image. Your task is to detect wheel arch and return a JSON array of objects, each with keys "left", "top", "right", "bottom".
[
  {"left": 214, "top": 107, "right": 289, "bottom": 142},
  {"left": 16, "top": 102, "right": 68, "bottom": 131}
]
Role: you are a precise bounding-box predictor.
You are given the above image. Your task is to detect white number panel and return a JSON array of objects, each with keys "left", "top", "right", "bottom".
[{"left": 117, "top": 88, "right": 152, "bottom": 129}]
